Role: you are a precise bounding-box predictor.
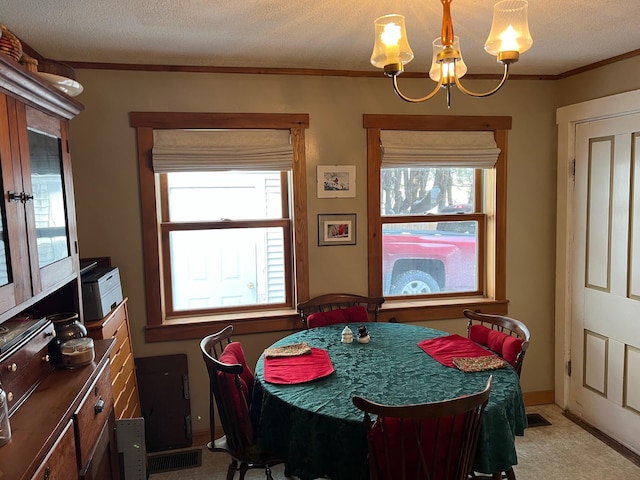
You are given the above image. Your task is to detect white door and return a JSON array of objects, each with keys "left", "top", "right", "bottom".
[{"left": 569, "top": 112, "right": 640, "bottom": 453}]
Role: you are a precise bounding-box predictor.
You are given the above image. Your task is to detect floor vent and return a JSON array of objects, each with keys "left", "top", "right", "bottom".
[
  {"left": 147, "top": 448, "right": 202, "bottom": 474},
  {"left": 527, "top": 413, "right": 551, "bottom": 427}
]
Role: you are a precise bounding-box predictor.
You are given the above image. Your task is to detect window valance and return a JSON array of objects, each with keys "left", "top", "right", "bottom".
[
  {"left": 380, "top": 130, "right": 500, "bottom": 168},
  {"left": 152, "top": 129, "right": 293, "bottom": 172}
]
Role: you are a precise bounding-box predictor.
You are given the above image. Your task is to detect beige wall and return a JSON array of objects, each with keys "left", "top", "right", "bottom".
[{"left": 66, "top": 59, "right": 636, "bottom": 436}]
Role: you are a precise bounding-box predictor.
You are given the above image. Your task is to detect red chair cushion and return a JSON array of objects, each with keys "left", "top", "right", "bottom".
[
  {"left": 218, "top": 343, "right": 254, "bottom": 443},
  {"left": 469, "top": 324, "right": 523, "bottom": 368},
  {"left": 219, "top": 341, "right": 255, "bottom": 397},
  {"left": 343, "top": 305, "right": 369, "bottom": 323},
  {"left": 369, "top": 415, "right": 465, "bottom": 479},
  {"left": 306, "top": 305, "right": 369, "bottom": 328}
]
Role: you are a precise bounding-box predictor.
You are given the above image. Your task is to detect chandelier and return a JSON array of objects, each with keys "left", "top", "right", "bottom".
[{"left": 371, "top": 0, "right": 533, "bottom": 106}]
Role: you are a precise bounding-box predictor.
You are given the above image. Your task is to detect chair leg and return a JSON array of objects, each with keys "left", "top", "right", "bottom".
[
  {"left": 505, "top": 467, "right": 517, "bottom": 480},
  {"left": 238, "top": 462, "right": 250, "bottom": 480},
  {"left": 265, "top": 465, "right": 274, "bottom": 480},
  {"left": 226, "top": 459, "right": 238, "bottom": 480}
]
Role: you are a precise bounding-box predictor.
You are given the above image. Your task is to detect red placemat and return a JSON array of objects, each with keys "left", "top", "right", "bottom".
[
  {"left": 418, "top": 334, "right": 499, "bottom": 368},
  {"left": 263, "top": 347, "right": 334, "bottom": 384}
]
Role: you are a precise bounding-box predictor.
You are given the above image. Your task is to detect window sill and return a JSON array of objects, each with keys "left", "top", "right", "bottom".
[
  {"left": 378, "top": 297, "right": 509, "bottom": 323},
  {"left": 144, "top": 309, "right": 304, "bottom": 342},
  {"left": 143, "top": 298, "right": 508, "bottom": 342}
]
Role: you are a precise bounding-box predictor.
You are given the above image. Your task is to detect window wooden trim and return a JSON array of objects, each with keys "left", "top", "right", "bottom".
[
  {"left": 130, "top": 112, "right": 310, "bottom": 341},
  {"left": 364, "top": 114, "right": 511, "bottom": 319}
]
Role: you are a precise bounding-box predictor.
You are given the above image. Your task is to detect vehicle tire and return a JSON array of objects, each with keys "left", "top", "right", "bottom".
[{"left": 390, "top": 270, "right": 440, "bottom": 295}]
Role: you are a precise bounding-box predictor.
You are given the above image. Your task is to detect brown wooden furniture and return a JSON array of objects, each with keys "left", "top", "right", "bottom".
[
  {"left": 0, "top": 339, "right": 119, "bottom": 480},
  {"left": 200, "top": 325, "right": 284, "bottom": 480},
  {"left": 0, "top": 320, "right": 55, "bottom": 414},
  {"left": 86, "top": 298, "right": 142, "bottom": 419},
  {"left": 297, "top": 293, "right": 385, "bottom": 326},
  {"left": 352, "top": 377, "right": 492, "bottom": 480},
  {"left": 0, "top": 46, "right": 121, "bottom": 479},
  {"left": 463, "top": 309, "right": 531, "bottom": 378},
  {"left": 0, "top": 54, "right": 83, "bottom": 323}
]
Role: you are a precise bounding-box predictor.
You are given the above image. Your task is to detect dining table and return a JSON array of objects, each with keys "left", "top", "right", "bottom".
[{"left": 251, "top": 322, "right": 527, "bottom": 480}]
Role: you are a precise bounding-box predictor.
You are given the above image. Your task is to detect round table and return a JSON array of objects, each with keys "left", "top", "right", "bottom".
[{"left": 253, "top": 322, "right": 526, "bottom": 480}]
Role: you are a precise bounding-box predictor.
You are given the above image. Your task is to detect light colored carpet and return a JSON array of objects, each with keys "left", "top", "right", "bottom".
[{"left": 149, "top": 404, "right": 640, "bottom": 480}]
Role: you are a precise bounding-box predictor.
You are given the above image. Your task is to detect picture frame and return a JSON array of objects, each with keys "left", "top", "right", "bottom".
[
  {"left": 318, "top": 213, "right": 357, "bottom": 246},
  {"left": 317, "top": 165, "right": 356, "bottom": 198}
]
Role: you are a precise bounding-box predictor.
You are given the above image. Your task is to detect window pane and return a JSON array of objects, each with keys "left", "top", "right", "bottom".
[
  {"left": 28, "top": 129, "right": 70, "bottom": 268},
  {"left": 381, "top": 167, "right": 475, "bottom": 215},
  {"left": 169, "top": 227, "right": 286, "bottom": 310},
  {"left": 382, "top": 222, "right": 478, "bottom": 296},
  {"left": 167, "top": 171, "right": 283, "bottom": 221}
]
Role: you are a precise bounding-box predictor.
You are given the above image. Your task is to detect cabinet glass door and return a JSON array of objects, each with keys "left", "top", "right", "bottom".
[
  {"left": 0, "top": 195, "right": 9, "bottom": 287},
  {"left": 27, "top": 129, "right": 70, "bottom": 268}
]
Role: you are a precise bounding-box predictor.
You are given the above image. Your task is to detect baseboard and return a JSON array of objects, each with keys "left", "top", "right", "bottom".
[
  {"left": 192, "top": 429, "right": 210, "bottom": 447},
  {"left": 564, "top": 411, "right": 640, "bottom": 468},
  {"left": 523, "top": 390, "right": 554, "bottom": 406}
]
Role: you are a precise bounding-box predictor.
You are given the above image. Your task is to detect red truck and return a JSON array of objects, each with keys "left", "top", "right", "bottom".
[{"left": 382, "top": 223, "right": 477, "bottom": 296}]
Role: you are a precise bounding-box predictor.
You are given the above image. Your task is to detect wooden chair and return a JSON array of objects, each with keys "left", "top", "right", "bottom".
[
  {"left": 353, "top": 377, "right": 493, "bottom": 480},
  {"left": 463, "top": 309, "right": 531, "bottom": 378},
  {"left": 297, "top": 293, "right": 385, "bottom": 328},
  {"left": 200, "top": 325, "right": 285, "bottom": 480}
]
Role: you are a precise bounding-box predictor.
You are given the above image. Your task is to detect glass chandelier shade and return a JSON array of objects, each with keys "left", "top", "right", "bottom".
[
  {"left": 484, "top": 0, "right": 533, "bottom": 57},
  {"left": 370, "top": 14, "right": 414, "bottom": 70},
  {"left": 429, "top": 35, "right": 467, "bottom": 83}
]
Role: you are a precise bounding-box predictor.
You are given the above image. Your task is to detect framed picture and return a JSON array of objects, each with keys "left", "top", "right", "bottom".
[
  {"left": 317, "top": 165, "right": 356, "bottom": 198},
  {"left": 318, "top": 213, "right": 357, "bottom": 246}
]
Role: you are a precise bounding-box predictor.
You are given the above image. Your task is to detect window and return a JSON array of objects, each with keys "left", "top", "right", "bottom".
[
  {"left": 160, "top": 170, "right": 291, "bottom": 314},
  {"left": 131, "top": 113, "right": 310, "bottom": 341},
  {"left": 365, "top": 115, "right": 511, "bottom": 318}
]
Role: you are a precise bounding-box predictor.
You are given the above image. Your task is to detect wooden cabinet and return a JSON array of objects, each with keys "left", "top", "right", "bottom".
[
  {"left": 30, "top": 420, "right": 78, "bottom": 480},
  {"left": 0, "top": 48, "right": 120, "bottom": 480},
  {"left": 0, "top": 319, "right": 55, "bottom": 414},
  {"left": 86, "top": 298, "right": 142, "bottom": 419},
  {"left": 0, "top": 339, "right": 119, "bottom": 480},
  {"left": 0, "top": 54, "right": 83, "bottom": 323}
]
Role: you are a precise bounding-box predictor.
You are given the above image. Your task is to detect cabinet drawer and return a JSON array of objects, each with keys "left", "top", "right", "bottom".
[
  {"left": 0, "top": 322, "right": 55, "bottom": 413},
  {"left": 31, "top": 420, "right": 78, "bottom": 480},
  {"left": 112, "top": 347, "right": 133, "bottom": 402},
  {"left": 74, "top": 363, "right": 114, "bottom": 469},
  {"left": 114, "top": 368, "right": 138, "bottom": 419},
  {"left": 110, "top": 324, "right": 131, "bottom": 375},
  {"left": 97, "top": 302, "right": 126, "bottom": 340}
]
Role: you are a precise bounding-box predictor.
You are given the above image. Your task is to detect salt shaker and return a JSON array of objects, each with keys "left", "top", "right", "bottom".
[
  {"left": 357, "top": 325, "right": 370, "bottom": 344},
  {"left": 341, "top": 326, "right": 353, "bottom": 343},
  {"left": 0, "top": 386, "right": 11, "bottom": 447}
]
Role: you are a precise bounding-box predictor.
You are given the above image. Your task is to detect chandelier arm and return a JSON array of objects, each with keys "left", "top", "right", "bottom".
[
  {"left": 391, "top": 75, "right": 445, "bottom": 103},
  {"left": 454, "top": 63, "right": 511, "bottom": 98}
]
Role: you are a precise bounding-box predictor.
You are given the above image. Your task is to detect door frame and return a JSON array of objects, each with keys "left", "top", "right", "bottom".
[{"left": 555, "top": 89, "right": 640, "bottom": 408}]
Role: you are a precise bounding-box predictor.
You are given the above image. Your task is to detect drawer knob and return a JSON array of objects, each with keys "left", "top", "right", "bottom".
[
  {"left": 6, "top": 392, "right": 13, "bottom": 402},
  {"left": 42, "top": 354, "right": 50, "bottom": 362},
  {"left": 6, "top": 363, "right": 17, "bottom": 372},
  {"left": 94, "top": 397, "right": 105, "bottom": 414}
]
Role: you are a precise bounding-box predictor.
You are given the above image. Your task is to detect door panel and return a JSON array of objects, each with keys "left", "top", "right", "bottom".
[{"left": 570, "top": 113, "right": 640, "bottom": 453}]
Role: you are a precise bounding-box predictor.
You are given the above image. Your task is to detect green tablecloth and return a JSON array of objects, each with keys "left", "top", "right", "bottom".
[{"left": 253, "top": 322, "right": 527, "bottom": 480}]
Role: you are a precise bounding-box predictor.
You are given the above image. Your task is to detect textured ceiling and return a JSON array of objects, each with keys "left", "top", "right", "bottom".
[{"left": 2, "top": 0, "right": 640, "bottom": 76}]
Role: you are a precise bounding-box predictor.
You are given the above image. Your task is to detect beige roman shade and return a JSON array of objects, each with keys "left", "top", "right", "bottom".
[
  {"left": 380, "top": 130, "right": 500, "bottom": 168},
  {"left": 152, "top": 129, "right": 293, "bottom": 172}
]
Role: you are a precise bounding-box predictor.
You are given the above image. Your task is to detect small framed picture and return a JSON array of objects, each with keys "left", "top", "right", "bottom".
[
  {"left": 318, "top": 213, "right": 357, "bottom": 246},
  {"left": 317, "top": 165, "right": 356, "bottom": 198}
]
